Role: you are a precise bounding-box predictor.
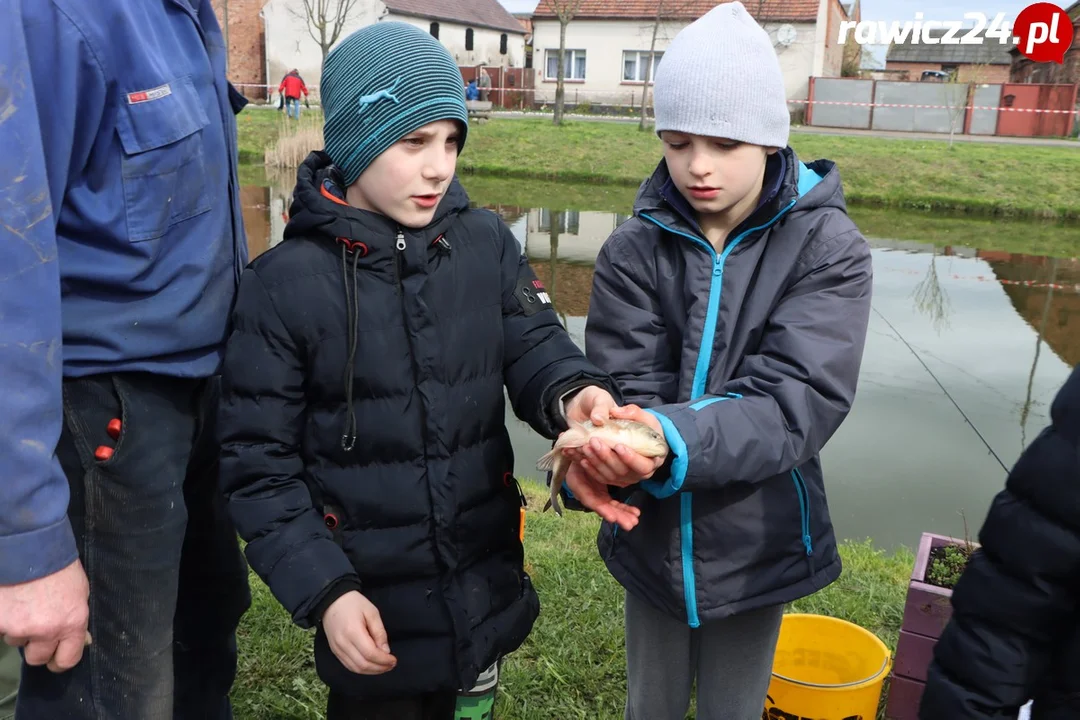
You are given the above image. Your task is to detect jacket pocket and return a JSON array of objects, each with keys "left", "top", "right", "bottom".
[
  {"left": 115, "top": 74, "right": 212, "bottom": 242},
  {"left": 790, "top": 467, "right": 814, "bottom": 557}
]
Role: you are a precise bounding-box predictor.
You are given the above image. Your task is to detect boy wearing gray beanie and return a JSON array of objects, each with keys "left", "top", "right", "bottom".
[
  {"left": 217, "top": 21, "right": 633, "bottom": 720},
  {"left": 555, "top": 3, "right": 874, "bottom": 718}
]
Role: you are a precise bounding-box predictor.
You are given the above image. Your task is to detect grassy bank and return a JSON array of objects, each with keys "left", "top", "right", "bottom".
[
  {"left": 459, "top": 120, "right": 1080, "bottom": 220},
  {"left": 232, "top": 483, "right": 912, "bottom": 720},
  {"left": 453, "top": 175, "right": 1080, "bottom": 259},
  {"left": 239, "top": 110, "right": 1080, "bottom": 220}
]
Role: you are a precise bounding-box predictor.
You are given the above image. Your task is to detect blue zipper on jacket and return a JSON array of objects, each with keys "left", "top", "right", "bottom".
[
  {"left": 639, "top": 199, "right": 797, "bottom": 629},
  {"left": 790, "top": 467, "right": 814, "bottom": 556}
]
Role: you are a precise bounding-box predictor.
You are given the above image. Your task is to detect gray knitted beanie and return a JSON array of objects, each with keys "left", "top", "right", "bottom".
[
  {"left": 653, "top": 1, "right": 789, "bottom": 148},
  {"left": 322, "top": 22, "right": 468, "bottom": 185}
]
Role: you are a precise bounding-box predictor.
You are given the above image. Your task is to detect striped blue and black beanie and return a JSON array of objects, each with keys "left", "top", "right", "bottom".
[{"left": 321, "top": 22, "right": 469, "bottom": 185}]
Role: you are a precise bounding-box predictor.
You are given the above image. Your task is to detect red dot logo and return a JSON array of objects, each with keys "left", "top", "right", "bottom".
[{"left": 1014, "top": 2, "right": 1074, "bottom": 63}]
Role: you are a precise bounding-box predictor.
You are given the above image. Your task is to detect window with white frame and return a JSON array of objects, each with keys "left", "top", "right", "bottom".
[
  {"left": 545, "top": 49, "right": 586, "bottom": 80},
  {"left": 622, "top": 50, "right": 663, "bottom": 82}
]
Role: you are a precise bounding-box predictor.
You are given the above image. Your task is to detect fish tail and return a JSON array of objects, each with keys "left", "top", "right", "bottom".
[{"left": 548, "top": 455, "right": 569, "bottom": 517}]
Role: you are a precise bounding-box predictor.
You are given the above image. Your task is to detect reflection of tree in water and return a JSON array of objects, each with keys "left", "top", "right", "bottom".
[
  {"left": 911, "top": 248, "right": 952, "bottom": 334},
  {"left": 549, "top": 210, "right": 564, "bottom": 328},
  {"left": 1019, "top": 257, "right": 1058, "bottom": 449},
  {"left": 487, "top": 204, "right": 528, "bottom": 226}
]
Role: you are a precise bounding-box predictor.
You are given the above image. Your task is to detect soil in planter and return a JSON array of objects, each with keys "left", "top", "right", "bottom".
[{"left": 925, "top": 544, "right": 974, "bottom": 590}]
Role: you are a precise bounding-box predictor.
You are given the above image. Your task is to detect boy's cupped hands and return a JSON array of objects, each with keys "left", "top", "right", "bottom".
[{"left": 561, "top": 391, "right": 667, "bottom": 531}]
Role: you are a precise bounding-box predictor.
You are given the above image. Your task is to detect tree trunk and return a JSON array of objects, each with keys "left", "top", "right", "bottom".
[
  {"left": 639, "top": 3, "right": 663, "bottom": 131},
  {"left": 554, "top": 19, "right": 568, "bottom": 125},
  {"left": 222, "top": 0, "right": 230, "bottom": 71},
  {"left": 550, "top": 211, "right": 561, "bottom": 324}
]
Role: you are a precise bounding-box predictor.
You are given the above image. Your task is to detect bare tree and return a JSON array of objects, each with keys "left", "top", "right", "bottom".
[
  {"left": 547, "top": 0, "right": 586, "bottom": 125},
  {"left": 940, "top": 69, "right": 973, "bottom": 148},
  {"left": 222, "top": 0, "right": 230, "bottom": 69},
  {"left": 636, "top": 1, "right": 697, "bottom": 130},
  {"left": 290, "top": 0, "right": 361, "bottom": 63},
  {"left": 637, "top": 2, "right": 668, "bottom": 131},
  {"left": 751, "top": 0, "right": 793, "bottom": 48}
]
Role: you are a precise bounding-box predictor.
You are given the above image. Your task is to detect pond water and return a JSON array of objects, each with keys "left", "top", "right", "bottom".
[{"left": 238, "top": 170, "right": 1079, "bottom": 551}]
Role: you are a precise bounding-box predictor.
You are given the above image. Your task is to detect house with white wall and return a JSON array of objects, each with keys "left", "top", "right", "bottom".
[
  {"left": 262, "top": 0, "right": 527, "bottom": 96},
  {"left": 530, "top": 0, "right": 853, "bottom": 113}
]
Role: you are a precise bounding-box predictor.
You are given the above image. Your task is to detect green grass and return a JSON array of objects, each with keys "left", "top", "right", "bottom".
[
  {"left": 456, "top": 119, "right": 1080, "bottom": 220},
  {"left": 236, "top": 109, "right": 300, "bottom": 164},
  {"left": 237, "top": 112, "right": 1080, "bottom": 220},
  {"left": 232, "top": 484, "right": 913, "bottom": 720}
]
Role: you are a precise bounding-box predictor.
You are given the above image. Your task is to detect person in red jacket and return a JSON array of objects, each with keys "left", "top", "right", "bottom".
[{"left": 278, "top": 68, "right": 308, "bottom": 119}]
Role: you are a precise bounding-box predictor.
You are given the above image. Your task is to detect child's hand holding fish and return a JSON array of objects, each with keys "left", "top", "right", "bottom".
[
  {"left": 537, "top": 402, "right": 669, "bottom": 531},
  {"left": 561, "top": 404, "right": 667, "bottom": 488}
]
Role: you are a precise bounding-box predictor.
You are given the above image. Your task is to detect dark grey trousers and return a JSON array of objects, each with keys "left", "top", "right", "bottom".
[{"left": 623, "top": 591, "right": 784, "bottom": 720}]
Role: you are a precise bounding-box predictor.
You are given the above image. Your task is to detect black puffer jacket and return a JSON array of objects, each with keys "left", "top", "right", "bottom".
[
  {"left": 920, "top": 364, "right": 1080, "bottom": 719},
  {"left": 218, "top": 152, "right": 617, "bottom": 698}
]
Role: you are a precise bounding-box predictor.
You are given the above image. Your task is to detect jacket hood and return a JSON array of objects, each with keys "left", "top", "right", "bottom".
[
  {"left": 632, "top": 146, "right": 847, "bottom": 247},
  {"left": 282, "top": 150, "right": 472, "bottom": 451},
  {"left": 283, "top": 150, "right": 471, "bottom": 260}
]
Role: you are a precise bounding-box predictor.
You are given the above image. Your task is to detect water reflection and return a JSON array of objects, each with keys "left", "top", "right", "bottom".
[{"left": 239, "top": 175, "right": 1079, "bottom": 550}]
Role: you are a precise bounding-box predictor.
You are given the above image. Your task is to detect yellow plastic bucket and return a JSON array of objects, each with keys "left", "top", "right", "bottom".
[{"left": 763, "top": 613, "right": 892, "bottom": 720}]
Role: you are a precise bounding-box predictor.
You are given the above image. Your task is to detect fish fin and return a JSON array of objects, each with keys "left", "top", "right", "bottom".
[{"left": 536, "top": 448, "right": 559, "bottom": 473}]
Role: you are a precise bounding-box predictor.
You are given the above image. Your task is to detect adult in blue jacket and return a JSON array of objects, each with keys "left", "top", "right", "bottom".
[{"left": 0, "top": 1, "right": 251, "bottom": 717}]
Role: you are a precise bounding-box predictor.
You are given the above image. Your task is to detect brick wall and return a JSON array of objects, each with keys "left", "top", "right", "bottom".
[
  {"left": 1010, "top": 42, "right": 1080, "bottom": 84},
  {"left": 956, "top": 64, "right": 1010, "bottom": 84},
  {"left": 211, "top": 0, "right": 267, "bottom": 98},
  {"left": 886, "top": 61, "right": 1009, "bottom": 84}
]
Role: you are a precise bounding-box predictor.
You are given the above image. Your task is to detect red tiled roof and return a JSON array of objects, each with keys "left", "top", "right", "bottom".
[
  {"left": 384, "top": 0, "right": 527, "bottom": 34},
  {"left": 533, "top": 0, "right": 820, "bottom": 22}
]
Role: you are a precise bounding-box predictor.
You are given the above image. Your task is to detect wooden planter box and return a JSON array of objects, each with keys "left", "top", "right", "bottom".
[{"left": 885, "top": 532, "right": 976, "bottom": 720}]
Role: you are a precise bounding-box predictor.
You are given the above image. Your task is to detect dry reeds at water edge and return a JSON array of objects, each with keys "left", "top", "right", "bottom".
[{"left": 265, "top": 114, "right": 324, "bottom": 169}]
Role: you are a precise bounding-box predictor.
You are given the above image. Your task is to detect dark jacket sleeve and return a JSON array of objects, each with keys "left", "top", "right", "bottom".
[
  {"left": 497, "top": 220, "right": 620, "bottom": 439},
  {"left": 218, "top": 268, "right": 357, "bottom": 628},
  {"left": 919, "top": 365, "right": 1080, "bottom": 720},
  {"left": 584, "top": 235, "right": 680, "bottom": 409},
  {"left": 641, "top": 227, "right": 872, "bottom": 497}
]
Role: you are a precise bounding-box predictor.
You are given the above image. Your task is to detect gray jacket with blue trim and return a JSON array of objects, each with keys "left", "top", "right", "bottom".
[{"left": 583, "top": 147, "right": 873, "bottom": 626}]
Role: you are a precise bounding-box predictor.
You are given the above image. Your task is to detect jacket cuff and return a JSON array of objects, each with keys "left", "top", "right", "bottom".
[
  {"left": 261, "top": 536, "right": 359, "bottom": 628},
  {"left": 540, "top": 371, "right": 621, "bottom": 435},
  {"left": 551, "top": 380, "right": 596, "bottom": 427},
  {"left": 309, "top": 575, "right": 364, "bottom": 626},
  {"left": 640, "top": 407, "right": 694, "bottom": 499},
  {"left": 0, "top": 516, "right": 79, "bottom": 585}
]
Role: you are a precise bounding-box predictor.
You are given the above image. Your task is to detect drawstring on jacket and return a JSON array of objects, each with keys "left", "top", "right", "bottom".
[{"left": 341, "top": 244, "right": 361, "bottom": 451}]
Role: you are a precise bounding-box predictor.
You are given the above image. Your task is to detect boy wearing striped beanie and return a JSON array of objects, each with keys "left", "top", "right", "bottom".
[{"left": 217, "top": 20, "right": 638, "bottom": 720}]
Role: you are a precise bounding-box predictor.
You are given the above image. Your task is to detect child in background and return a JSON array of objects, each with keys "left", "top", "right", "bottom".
[{"left": 217, "top": 22, "right": 633, "bottom": 720}]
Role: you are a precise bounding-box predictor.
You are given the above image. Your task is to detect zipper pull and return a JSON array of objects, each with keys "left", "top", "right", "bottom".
[
  {"left": 437, "top": 236, "right": 451, "bottom": 253},
  {"left": 395, "top": 231, "right": 406, "bottom": 252}
]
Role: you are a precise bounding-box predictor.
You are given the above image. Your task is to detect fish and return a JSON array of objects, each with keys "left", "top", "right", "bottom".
[{"left": 536, "top": 419, "right": 668, "bottom": 516}]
